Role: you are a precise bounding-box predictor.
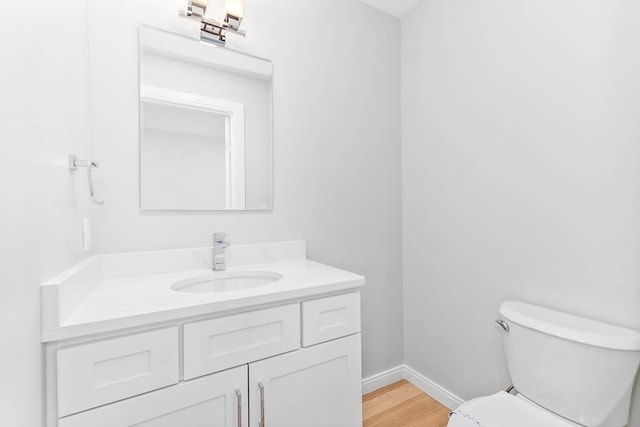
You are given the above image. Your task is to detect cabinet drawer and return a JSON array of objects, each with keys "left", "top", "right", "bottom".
[
  {"left": 57, "top": 327, "right": 179, "bottom": 417},
  {"left": 184, "top": 304, "right": 300, "bottom": 380},
  {"left": 58, "top": 365, "right": 248, "bottom": 427},
  {"left": 302, "top": 292, "right": 361, "bottom": 347}
]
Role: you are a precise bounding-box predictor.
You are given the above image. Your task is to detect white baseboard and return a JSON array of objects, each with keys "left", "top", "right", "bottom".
[
  {"left": 362, "top": 365, "right": 405, "bottom": 394},
  {"left": 362, "top": 364, "right": 464, "bottom": 410},
  {"left": 403, "top": 365, "right": 464, "bottom": 410}
]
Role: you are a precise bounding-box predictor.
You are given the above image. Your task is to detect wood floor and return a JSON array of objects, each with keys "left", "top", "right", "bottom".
[{"left": 363, "top": 380, "right": 451, "bottom": 427}]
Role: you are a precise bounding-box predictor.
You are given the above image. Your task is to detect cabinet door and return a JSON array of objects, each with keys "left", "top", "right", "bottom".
[
  {"left": 249, "top": 334, "right": 362, "bottom": 427},
  {"left": 59, "top": 365, "right": 248, "bottom": 427}
]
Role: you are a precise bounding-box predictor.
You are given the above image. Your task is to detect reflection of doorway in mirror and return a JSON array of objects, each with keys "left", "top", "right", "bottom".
[{"left": 140, "top": 85, "right": 245, "bottom": 210}]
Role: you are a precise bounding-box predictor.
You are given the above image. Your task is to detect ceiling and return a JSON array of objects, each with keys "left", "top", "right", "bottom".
[{"left": 359, "top": 0, "right": 422, "bottom": 18}]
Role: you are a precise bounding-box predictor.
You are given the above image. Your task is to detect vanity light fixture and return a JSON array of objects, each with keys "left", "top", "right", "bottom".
[
  {"left": 224, "top": 0, "right": 245, "bottom": 34},
  {"left": 187, "top": 0, "right": 208, "bottom": 17},
  {"left": 183, "top": 0, "right": 246, "bottom": 46}
]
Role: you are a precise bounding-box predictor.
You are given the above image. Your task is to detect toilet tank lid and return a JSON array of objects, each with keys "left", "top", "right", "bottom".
[{"left": 499, "top": 301, "right": 640, "bottom": 351}]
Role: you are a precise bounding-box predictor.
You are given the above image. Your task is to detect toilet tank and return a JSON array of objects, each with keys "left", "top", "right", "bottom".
[{"left": 498, "top": 301, "right": 640, "bottom": 427}]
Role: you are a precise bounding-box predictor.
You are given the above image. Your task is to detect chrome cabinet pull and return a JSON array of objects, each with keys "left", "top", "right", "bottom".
[
  {"left": 258, "top": 381, "right": 265, "bottom": 427},
  {"left": 236, "top": 388, "right": 242, "bottom": 427}
]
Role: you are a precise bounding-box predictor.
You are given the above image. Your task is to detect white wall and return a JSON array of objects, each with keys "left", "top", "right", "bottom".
[
  {"left": 402, "top": 0, "right": 640, "bottom": 424},
  {"left": 0, "top": 1, "right": 92, "bottom": 425},
  {"left": 4, "top": 1, "right": 639, "bottom": 425},
  {"left": 88, "top": 0, "right": 403, "bottom": 379}
]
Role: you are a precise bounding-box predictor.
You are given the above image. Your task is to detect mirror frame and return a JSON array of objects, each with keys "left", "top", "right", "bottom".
[{"left": 138, "top": 25, "right": 273, "bottom": 211}]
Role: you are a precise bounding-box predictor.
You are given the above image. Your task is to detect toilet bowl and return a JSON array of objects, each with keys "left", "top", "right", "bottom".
[{"left": 446, "top": 301, "right": 640, "bottom": 427}]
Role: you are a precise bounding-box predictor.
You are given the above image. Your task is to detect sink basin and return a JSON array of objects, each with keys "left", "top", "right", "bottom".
[{"left": 171, "top": 271, "right": 282, "bottom": 293}]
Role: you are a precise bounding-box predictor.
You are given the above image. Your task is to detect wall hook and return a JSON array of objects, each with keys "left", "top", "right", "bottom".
[{"left": 69, "top": 154, "right": 104, "bottom": 206}]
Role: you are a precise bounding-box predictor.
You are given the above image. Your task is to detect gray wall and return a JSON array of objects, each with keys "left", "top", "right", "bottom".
[
  {"left": 88, "top": 0, "right": 404, "bottom": 379},
  {"left": 402, "top": 0, "right": 640, "bottom": 424},
  {"left": 0, "top": 1, "right": 92, "bottom": 425}
]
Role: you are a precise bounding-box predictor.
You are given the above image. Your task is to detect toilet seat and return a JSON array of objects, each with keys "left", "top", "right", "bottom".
[{"left": 447, "top": 392, "right": 580, "bottom": 427}]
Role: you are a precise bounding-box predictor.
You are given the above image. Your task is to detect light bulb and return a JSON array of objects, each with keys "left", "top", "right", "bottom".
[{"left": 224, "top": 0, "right": 244, "bottom": 20}]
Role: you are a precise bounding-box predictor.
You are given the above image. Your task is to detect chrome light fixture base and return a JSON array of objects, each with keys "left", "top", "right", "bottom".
[
  {"left": 201, "top": 17, "right": 227, "bottom": 45},
  {"left": 181, "top": 0, "right": 246, "bottom": 46}
]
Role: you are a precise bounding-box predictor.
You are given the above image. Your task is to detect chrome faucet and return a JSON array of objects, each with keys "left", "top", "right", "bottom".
[{"left": 213, "top": 232, "right": 230, "bottom": 271}]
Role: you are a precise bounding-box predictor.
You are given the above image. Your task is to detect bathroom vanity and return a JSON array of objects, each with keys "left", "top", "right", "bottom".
[
  {"left": 41, "top": 23, "right": 364, "bottom": 427},
  {"left": 41, "top": 241, "right": 364, "bottom": 426}
]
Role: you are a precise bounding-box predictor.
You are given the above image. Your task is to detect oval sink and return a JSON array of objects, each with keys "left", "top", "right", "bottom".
[{"left": 171, "top": 271, "right": 282, "bottom": 294}]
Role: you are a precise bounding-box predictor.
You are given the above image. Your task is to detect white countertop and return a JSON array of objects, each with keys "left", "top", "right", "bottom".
[{"left": 41, "top": 242, "right": 364, "bottom": 342}]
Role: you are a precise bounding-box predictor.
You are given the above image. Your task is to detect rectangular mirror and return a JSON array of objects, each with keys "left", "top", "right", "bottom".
[{"left": 139, "top": 26, "right": 272, "bottom": 210}]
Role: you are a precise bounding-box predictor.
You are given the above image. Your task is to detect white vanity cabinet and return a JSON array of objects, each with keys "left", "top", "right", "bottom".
[{"left": 49, "top": 292, "right": 362, "bottom": 427}]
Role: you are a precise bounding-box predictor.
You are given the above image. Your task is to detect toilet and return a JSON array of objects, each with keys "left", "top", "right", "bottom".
[{"left": 447, "top": 301, "right": 640, "bottom": 427}]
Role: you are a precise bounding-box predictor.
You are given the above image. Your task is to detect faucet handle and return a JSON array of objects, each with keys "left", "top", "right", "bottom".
[{"left": 213, "top": 232, "right": 229, "bottom": 244}]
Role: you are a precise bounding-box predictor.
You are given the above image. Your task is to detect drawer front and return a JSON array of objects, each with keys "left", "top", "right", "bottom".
[
  {"left": 184, "top": 304, "right": 300, "bottom": 380},
  {"left": 57, "top": 327, "right": 179, "bottom": 417},
  {"left": 302, "top": 292, "right": 361, "bottom": 347},
  {"left": 58, "top": 365, "right": 248, "bottom": 427}
]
